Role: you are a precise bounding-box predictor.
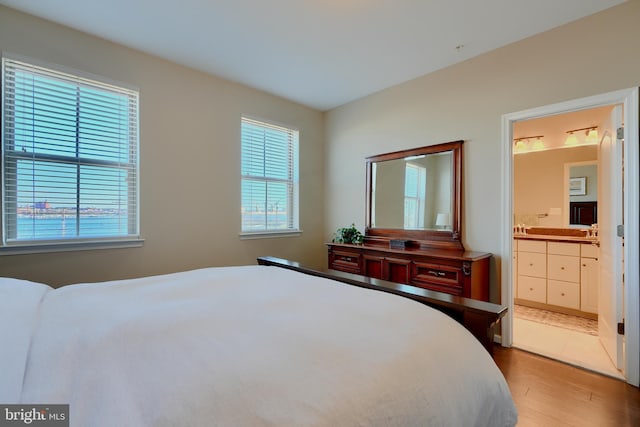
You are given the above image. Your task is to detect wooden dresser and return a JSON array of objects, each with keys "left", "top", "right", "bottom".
[
  {"left": 327, "top": 242, "right": 491, "bottom": 302},
  {"left": 338, "top": 140, "right": 493, "bottom": 304}
]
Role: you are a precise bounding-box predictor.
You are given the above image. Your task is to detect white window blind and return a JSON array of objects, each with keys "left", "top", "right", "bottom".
[
  {"left": 241, "top": 117, "right": 299, "bottom": 234},
  {"left": 2, "top": 57, "right": 139, "bottom": 245}
]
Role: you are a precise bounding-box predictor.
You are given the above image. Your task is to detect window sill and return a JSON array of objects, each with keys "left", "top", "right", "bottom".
[
  {"left": 239, "top": 230, "right": 303, "bottom": 240},
  {"left": 0, "top": 238, "right": 145, "bottom": 256}
]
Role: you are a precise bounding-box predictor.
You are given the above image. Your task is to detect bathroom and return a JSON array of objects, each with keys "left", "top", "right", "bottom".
[{"left": 511, "top": 105, "right": 624, "bottom": 379}]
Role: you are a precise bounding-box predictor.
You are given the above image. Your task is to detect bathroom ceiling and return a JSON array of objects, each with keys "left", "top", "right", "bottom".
[{"left": 0, "top": 0, "right": 625, "bottom": 111}]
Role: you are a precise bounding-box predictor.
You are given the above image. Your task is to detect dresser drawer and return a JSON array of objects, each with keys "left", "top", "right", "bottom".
[
  {"left": 548, "top": 254, "right": 580, "bottom": 283},
  {"left": 517, "top": 275, "right": 546, "bottom": 303},
  {"left": 548, "top": 280, "right": 580, "bottom": 310},
  {"left": 548, "top": 242, "right": 580, "bottom": 256},
  {"left": 411, "top": 262, "right": 462, "bottom": 295},
  {"left": 517, "top": 240, "right": 546, "bottom": 253},
  {"left": 517, "top": 252, "right": 546, "bottom": 278},
  {"left": 329, "top": 250, "right": 361, "bottom": 273}
]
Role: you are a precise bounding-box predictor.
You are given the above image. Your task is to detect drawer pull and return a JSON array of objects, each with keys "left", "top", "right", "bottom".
[
  {"left": 428, "top": 270, "right": 446, "bottom": 277},
  {"left": 582, "top": 264, "right": 587, "bottom": 267},
  {"left": 529, "top": 263, "right": 534, "bottom": 266},
  {"left": 561, "top": 267, "right": 565, "bottom": 270},
  {"left": 529, "top": 287, "right": 533, "bottom": 291},
  {"left": 561, "top": 293, "right": 566, "bottom": 296}
]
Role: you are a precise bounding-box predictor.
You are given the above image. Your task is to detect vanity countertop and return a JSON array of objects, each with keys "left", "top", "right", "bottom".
[{"left": 513, "top": 234, "right": 598, "bottom": 244}]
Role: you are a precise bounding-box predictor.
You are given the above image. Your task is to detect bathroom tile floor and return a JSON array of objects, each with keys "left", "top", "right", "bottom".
[
  {"left": 514, "top": 304, "right": 597, "bottom": 335},
  {"left": 513, "top": 314, "right": 624, "bottom": 380}
]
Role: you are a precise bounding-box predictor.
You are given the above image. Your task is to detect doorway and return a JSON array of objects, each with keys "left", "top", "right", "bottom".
[
  {"left": 500, "top": 88, "right": 640, "bottom": 387},
  {"left": 511, "top": 107, "right": 618, "bottom": 377}
]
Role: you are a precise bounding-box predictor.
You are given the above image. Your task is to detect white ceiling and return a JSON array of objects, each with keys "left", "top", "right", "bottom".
[{"left": 0, "top": 0, "right": 625, "bottom": 111}]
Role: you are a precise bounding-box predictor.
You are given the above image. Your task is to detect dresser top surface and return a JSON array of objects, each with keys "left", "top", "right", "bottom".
[{"left": 326, "top": 242, "right": 491, "bottom": 262}]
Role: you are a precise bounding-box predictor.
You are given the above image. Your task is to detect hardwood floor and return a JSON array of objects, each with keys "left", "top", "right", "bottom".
[{"left": 494, "top": 347, "right": 640, "bottom": 426}]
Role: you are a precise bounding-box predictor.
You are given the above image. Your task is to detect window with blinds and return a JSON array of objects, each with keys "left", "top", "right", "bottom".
[
  {"left": 241, "top": 117, "right": 299, "bottom": 235},
  {"left": 1, "top": 57, "right": 139, "bottom": 245}
]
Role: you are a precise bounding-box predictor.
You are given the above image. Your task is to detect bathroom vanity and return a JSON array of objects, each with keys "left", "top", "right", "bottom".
[{"left": 514, "top": 228, "right": 599, "bottom": 318}]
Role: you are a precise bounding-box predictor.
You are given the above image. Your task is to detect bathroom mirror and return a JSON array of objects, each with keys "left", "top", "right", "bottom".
[
  {"left": 366, "top": 140, "right": 463, "bottom": 250},
  {"left": 567, "top": 162, "right": 598, "bottom": 226}
]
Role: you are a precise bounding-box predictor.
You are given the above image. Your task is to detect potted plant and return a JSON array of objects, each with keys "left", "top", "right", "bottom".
[{"left": 332, "top": 223, "right": 364, "bottom": 245}]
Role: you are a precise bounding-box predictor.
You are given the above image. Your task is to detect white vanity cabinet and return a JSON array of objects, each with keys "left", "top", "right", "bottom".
[
  {"left": 514, "top": 238, "right": 599, "bottom": 317},
  {"left": 516, "top": 240, "right": 547, "bottom": 303},
  {"left": 580, "top": 243, "right": 599, "bottom": 314},
  {"left": 547, "top": 242, "right": 581, "bottom": 310}
]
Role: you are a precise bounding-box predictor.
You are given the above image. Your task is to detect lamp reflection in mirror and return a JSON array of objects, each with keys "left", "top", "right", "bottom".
[{"left": 435, "top": 213, "right": 451, "bottom": 229}]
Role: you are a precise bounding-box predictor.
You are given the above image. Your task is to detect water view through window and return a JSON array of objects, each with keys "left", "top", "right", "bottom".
[
  {"left": 2, "top": 58, "right": 139, "bottom": 243},
  {"left": 240, "top": 117, "right": 299, "bottom": 233}
]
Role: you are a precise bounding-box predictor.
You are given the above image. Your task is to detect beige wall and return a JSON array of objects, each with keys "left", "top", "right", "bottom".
[
  {"left": 0, "top": 6, "right": 326, "bottom": 286},
  {"left": 325, "top": 1, "right": 640, "bottom": 302}
]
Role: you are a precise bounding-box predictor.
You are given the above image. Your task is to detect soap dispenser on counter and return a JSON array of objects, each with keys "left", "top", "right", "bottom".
[{"left": 514, "top": 224, "right": 527, "bottom": 235}]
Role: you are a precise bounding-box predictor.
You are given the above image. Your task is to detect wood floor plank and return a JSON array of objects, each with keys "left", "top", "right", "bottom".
[{"left": 493, "top": 347, "right": 640, "bottom": 427}]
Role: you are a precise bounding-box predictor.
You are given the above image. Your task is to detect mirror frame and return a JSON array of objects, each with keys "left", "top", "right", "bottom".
[{"left": 365, "top": 140, "right": 464, "bottom": 251}]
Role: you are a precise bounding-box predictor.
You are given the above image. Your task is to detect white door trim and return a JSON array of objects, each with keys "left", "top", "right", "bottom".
[{"left": 500, "top": 88, "right": 639, "bottom": 387}]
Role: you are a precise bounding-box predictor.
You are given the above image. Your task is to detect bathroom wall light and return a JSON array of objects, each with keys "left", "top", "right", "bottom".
[
  {"left": 513, "top": 135, "right": 544, "bottom": 153},
  {"left": 531, "top": 137, "right": 545, "bottom": 151},
  {"left": 513, "top": 138, "right": 528, "bottom": 153},
  {"left": 565, "top": 132, "right": 579, "bottom": 146},
  {"left": 565, "top": 126, "right": 598, "bottom": 146}
]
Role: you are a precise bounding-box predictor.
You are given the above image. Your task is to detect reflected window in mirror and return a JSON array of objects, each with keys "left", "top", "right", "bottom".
[{"left": 404, "top": 162, "right": 427, "bottom": 229}]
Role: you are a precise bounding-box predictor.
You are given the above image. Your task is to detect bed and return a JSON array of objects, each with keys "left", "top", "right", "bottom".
[{"left": 1, "top": 259, "right": 517, "bottom": 426}]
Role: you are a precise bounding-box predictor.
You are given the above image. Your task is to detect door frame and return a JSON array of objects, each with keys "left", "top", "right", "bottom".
[{"left": 500, "top": 88, "right": 639, "bottom": 387}]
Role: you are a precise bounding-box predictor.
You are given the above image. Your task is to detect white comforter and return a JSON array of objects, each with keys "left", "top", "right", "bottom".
[{"left": 1, "top": 265, "right": 517, "bottom": 426}]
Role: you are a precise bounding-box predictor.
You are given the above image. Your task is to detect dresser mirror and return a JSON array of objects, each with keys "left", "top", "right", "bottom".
[{"left": 366, "top": 140, "right": 463, "bottom": 250}]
